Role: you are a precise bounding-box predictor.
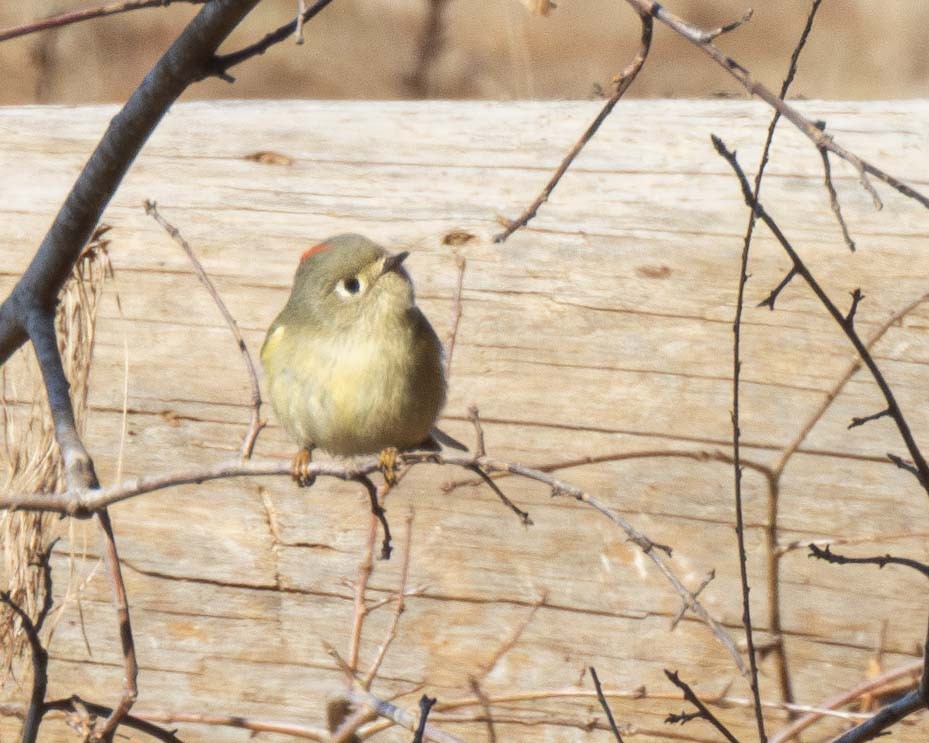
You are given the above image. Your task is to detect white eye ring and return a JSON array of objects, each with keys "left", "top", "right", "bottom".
[{"left": 335, "top": 276, "right": 364, "bottom": 298}]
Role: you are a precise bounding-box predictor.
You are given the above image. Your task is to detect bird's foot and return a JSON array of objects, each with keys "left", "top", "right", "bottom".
[
  {"left": 291, "top": 447, "right": 317, "bottom": 487},
  {"left": 377, "top": 447, "right": 399, "bottom": 486}
]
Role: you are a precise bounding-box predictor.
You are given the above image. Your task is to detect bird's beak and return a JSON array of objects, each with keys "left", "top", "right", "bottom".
[{"left": 381, "top": 251, "right": 409, "bottom": 276}]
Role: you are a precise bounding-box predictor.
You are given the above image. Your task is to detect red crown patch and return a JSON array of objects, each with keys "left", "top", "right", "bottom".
[{"left": 300, "top": 242, "right": 330, "bottom": 263}]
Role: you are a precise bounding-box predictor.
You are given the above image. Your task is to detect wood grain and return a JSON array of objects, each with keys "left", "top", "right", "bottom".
[{"left": 1, "top": 99, "right": 929, "bottom": 741}]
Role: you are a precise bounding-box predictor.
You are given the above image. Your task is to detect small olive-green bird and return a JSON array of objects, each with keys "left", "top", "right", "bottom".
[{"left": 261, "top": 233, "right": 461, "bottom": 485}]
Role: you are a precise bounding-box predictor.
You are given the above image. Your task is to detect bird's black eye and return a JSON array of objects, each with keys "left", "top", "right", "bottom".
[{"left": 344, "top": 277, "right": 360, "bottom": 294}]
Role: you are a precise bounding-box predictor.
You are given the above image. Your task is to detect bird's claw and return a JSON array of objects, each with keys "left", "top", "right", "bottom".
[
  {"left": 291, "top": 448, "right": 317, "bottom": 487},
  {"left": 377, "top": 447, "right": 399, "bottom": 486}
]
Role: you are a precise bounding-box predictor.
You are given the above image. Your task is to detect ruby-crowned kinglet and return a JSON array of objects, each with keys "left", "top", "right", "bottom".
[{"left": 261, "top": 234, "right": 461, "bottom": 485}]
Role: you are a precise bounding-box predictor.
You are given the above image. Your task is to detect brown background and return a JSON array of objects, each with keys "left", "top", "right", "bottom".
[{"left": 0, "top": 0, "right": 927, "bottom": 105}]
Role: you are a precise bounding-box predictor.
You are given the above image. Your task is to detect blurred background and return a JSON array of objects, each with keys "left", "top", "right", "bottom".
[{"left": 0, "top": 0, "right": 926, "bottom": 104}]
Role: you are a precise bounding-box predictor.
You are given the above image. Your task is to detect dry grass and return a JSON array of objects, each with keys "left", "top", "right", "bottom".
[{"left": 0, "top": 227, "right": 112, "bottom": 677}]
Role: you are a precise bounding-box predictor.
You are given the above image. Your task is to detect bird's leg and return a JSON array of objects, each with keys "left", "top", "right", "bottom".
[
  {"left": 377, "top": 447, "right": 399, "bottom": 486},
  {"left": 291, "top": 446, "right": 317, "bottom": 487}
]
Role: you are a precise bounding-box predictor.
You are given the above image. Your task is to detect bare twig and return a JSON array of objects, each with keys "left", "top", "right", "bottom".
[
  {"left": 809, "top": 544, "right": 929, "bottom": 580},
  {"left": 848, "top": 408, "right": 891, "bottom": 430},
  {"left": 664, "top": 670, "right": 741, "bottom": 743},
  {"left": 732, "top": 3, "right": 823, "bottom": 721},
  {"left": 362, "top": 510, "right": 415, "bottom": 688},
  {"left": 817, "top": 125, "right": 857, "bottom": 251},
  {"left": 92, "top": 509, "right": 138, "bottom": 740},
  {"left": 208, "top": 0, "right": 336, "bottom": 79},
  {"left": 590, "top": 667, "right": 625, "bottom": 742},
  {"left": 0, "top": 0, "right": 207, "bottom": 43},
  {"left": 494, "top": 8, "right": 652, "bottom": 242},
  {"left": 144, "top": 200, "right": 264, "bottom": 458},
  {"left": 356, "top": 475, "right": 393, "bottom": 560}
]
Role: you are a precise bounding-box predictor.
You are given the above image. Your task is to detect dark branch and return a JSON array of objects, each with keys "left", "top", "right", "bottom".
[
  {"left": 208, "top": 0, "right": 336, "bottom": 78},
  {"left": 43, "top": 697, "right": 185, "bottom": 742},
  {"left": 356, "top": 475, "right": 393, "bottom": 560},
  {"left": 809, "top": 544, "right": 929, "bottom": 580},
  {"left": 466, "top": 464, "right": 532, "bottom": 526},
  {"left": 848, "top": 408, "right": 891, "bottom": 430},
  {"left": 758, "top": 267, "right": 798, "bottom": 311},
  {"left": 412, "top": 695, "right": 437, "bottom": 743},
  {"left": 844, "top": 288, "right": 864, "bottom": 327},
  {"left": 590, "top": 667, "right": 625, "bottom": 742},
  {"left": 887, "top": 453, "right": 925, "bottom": 486},
  {"left": 815, "top": 121, "right": 857, "bottom": 251},
  {"left": 664, "top": 670, "right": 741, "bottom": 743}
]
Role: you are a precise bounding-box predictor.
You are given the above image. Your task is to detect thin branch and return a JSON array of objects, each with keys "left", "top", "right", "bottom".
[
  {"left": 493, "top": 7, "right": 652, "bottom": 242},
  {"left": 465, "top": 464, "right": 532, "bottom": 526},
  {"left": 0, "top": 0, "right": 207, "bottom": 43},
  {"left": 627, "top": 0, "right": 929, "bottom": 209},
  {"left": 829, "top": 615, "right": 929, "bottom": 743},
  {"left": 809, "top": 544, "right": 929, "bottom": 580},
  {"left": 92, "top": 509, "right": 139, "bottom": 740},
  {"left": 356, "top": 475, "right": 393, "bottom": 560},
  {"left": 664, "top": 670, "right": 741, "bottom": 743},
  {"left": 768, "top": 659, "right": 922, "bottom": 743},
  {"left": 45, "top": 697, "right": 184, "bottom": 742},
  {"left": 757, "top": 267, "right": 798, "bottom": 311},
  {"left": 713, "top": 135, "right": 929, "bottom": 495},
  {"left": 362, "top": 509, "right": 415, "bottom": 688},
  {"left": 731, "top": 4, "right": 822, "bottom": 722},
  {"left": 143, "top": 200, "right": 264, "bottom": 458},
  {"left": 817, "top": 125, "right": 857, "bottom": 251},
  {"left": 208, "top": 0, "right": 336, "bottom": 79},
  {"left": 670, "top": 570, "right": 714, "bottom": 630},
  {"left": 848, "top": 408, "right": 891, "bottom": 430},
  {"left": 590, "top": 667, "right": 624, "bottom": 742}
]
